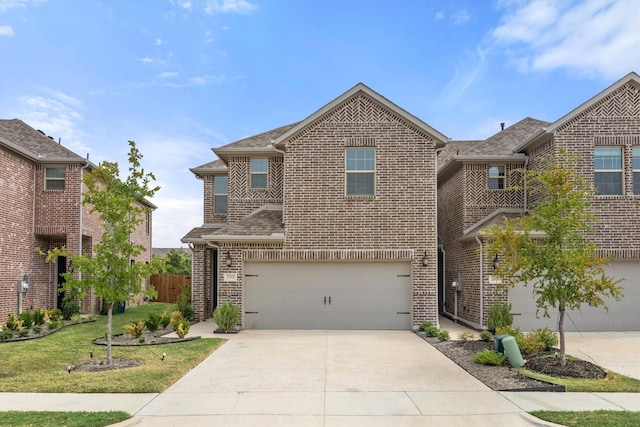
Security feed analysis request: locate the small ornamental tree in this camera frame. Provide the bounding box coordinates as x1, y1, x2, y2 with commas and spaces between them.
483, 150, 623, 366
158, 249, 192, 275
45, 141, 163, 365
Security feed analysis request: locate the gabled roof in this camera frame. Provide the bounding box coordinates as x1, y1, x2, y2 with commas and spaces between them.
0, 119, 89, 163
513, 71, 640, 153
181, 223, 227, 244
438, 117, 547, 179
273, 82, 449, 148
212, 123, 299, 163
190, 159, 228, 179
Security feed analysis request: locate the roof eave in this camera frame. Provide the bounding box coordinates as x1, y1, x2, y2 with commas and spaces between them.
201, 233, 285, 243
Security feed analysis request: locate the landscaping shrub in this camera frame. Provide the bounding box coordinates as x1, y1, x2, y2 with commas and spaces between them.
61, 288, 81, 320
32, 326, 42, 334
144, 313, 162, 332
419, 321, 435, 331
71, 313, 83, 324
531, 327, 558, 351
159, 311, 172, 329
18, 329, 30, 338
5, 315, 24, 332
479, 330, 493, 342
47, 309, 62, 322
457, 330, 475, 342
519, 332, 547, 355
473, 349, 506, 366
47, 320, 62, 330
18, 312, 33, 329
170, 310, 183, 325
174, 285, 195, 321
32, 309, 45, 326
487, 300, 513, 333
0, 331, 14, 341
123, 321, 146, 338
423, 323, 439, 337
173, 318, 190, 339
437, 329, 450, 341
213, 301, 240, 333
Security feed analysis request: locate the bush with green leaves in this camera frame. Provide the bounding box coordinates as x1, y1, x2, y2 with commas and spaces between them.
457, 330, 475, 342
18, 312, 33, 329
487, 300, 513, 333
172, 318, 190, 339
47, 309, 62, 322
437, 329, 450, 341
174, 285, 195, 321
0, 330, 14, 341
32, 309, 46, 326
144, 313, 162, 332
473, 349, 506, 366
479, 330, 493, 342
530, 327, 558, 350
495, 326, 549, 355
421, 322, 439, 337
159, 311, 172, 329
18, 329, 30, 338
71, 313, 83, 324
123, 321, 146, 338
47, 320, 62, 330
5, 315, 24, 332
32, 325, 42, 334
419, 321, 434, 331
213, 301, 240, 333
61, 288, 81, 320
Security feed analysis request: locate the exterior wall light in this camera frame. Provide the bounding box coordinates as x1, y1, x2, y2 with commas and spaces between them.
492, 254, 499, 270
422, 251, 428, 267
225, 251, 233, 267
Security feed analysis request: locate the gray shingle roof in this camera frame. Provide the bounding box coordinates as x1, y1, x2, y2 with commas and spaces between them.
218, 123, 299, 150
438, 117, 549, 170
209, 206, 283, 237
0, 119, 86, 162
181, 223, 227, 243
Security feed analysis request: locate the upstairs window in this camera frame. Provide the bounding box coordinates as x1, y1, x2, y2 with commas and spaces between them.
214, 175, 228, 214
346, 148, 375, 196
250, 158, 268, 189
594, 147, 622, 195
633, 147, 640, 195
488, 165, 505, 189
45, 167, 65, 190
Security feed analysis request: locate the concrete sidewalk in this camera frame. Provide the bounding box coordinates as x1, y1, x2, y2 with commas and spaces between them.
0, 323, 638, 426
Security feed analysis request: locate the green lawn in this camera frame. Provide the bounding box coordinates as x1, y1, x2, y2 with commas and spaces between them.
517, 368, 640, 393
0, 303, 225, 393
531, 410, 640, 427
0, 411, 130, 427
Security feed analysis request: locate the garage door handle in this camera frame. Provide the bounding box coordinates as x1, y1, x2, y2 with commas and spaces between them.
245, 311, 259, 314
328, 296, 331, 305
397, 312, 410, 315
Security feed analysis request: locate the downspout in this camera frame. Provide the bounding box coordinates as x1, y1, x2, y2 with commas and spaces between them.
434, 146, 446, 328
475, 235, 485, 329
78, 156, 90, 311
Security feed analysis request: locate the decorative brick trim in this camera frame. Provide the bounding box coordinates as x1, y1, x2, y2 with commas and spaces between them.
596, 249, 640, 260
345, 137, 376, 147
243, 249, 414, 261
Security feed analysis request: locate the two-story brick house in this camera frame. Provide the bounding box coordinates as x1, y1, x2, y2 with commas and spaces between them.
437, 71, 640, 332
0, 119, 154, 323
183, 83, 447, 329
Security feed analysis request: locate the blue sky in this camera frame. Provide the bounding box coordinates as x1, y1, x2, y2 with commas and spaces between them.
1, 0, 639, 247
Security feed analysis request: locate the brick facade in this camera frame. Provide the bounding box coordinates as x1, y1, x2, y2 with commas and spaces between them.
0, 121, 154, 323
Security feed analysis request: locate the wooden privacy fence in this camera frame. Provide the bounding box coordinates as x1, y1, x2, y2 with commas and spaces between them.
150, 273, 191, 303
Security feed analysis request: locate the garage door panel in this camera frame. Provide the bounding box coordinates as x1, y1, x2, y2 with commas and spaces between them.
509, 261, 640, 332
244, 261, 411, 330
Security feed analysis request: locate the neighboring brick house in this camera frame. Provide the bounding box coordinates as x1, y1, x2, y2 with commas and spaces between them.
0, 119, 154, 323
183, 83, 447, 329
437, 71, 640, 332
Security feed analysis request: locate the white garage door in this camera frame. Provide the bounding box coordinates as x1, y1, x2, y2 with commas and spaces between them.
244, 261, 412, 330
509, 261, 640, 332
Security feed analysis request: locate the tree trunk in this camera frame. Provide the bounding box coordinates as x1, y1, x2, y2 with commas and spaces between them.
106, 302, 113, 365
558, 307, 566, 366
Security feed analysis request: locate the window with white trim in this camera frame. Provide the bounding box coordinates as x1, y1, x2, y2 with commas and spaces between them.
633, 147, 640, 195
214, 175, 228, 213
594, 147, 623, 195
250, 158, 268, 189
488, 165, 505, 190
45, 167, 66, 190
346, 147, 375, 196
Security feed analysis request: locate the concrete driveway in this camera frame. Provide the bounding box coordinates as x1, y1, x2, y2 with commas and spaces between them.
115, 328, 557, 426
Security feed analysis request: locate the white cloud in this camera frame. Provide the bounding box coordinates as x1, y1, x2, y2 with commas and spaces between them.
204, 0, 257, 15
437, 45, 488, 108
136, 57, 155, 63
13, 89, 91, 155
180, 1, 192, 10
492, 0, 640, 79
435, 11, 445, 20
0, 0, 46, 13
157, 71, 179, 79
155, 37, 165, 46
152, 196, 202, 247
452, 9, 471, 25
0, 24, 14, 36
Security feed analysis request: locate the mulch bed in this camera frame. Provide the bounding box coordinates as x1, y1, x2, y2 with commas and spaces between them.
420, 334, 604, 391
